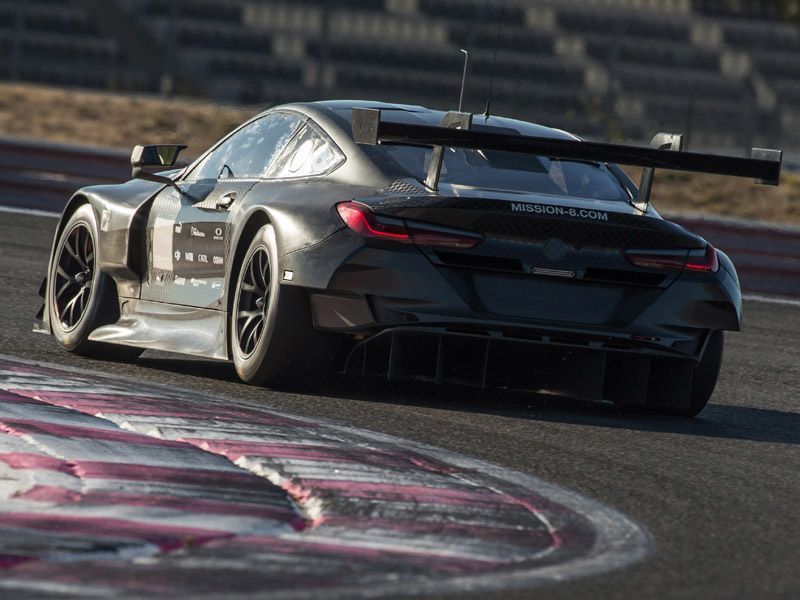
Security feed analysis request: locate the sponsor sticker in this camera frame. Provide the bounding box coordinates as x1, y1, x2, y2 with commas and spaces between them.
510, 202, 608, 221
153, 217, 174, 271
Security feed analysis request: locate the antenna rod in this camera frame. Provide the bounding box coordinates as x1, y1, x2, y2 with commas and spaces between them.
458, 49, 469, 112
483, 7, 504, 118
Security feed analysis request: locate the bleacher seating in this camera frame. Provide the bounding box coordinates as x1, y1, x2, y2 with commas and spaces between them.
693, 0, 781, 21
721, 20, 800, 51
557, 8, 692, 41
0, 0, 797, 155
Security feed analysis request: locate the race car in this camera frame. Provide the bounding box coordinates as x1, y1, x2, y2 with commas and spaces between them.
35, 100, 782, 416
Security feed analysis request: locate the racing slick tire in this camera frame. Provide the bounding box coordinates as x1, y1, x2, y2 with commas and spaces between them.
48, 204, 143, 360
615, 331, 724, 417
231, 224, 332, 387
681, 329, 724, 417
651, 330, 724, 417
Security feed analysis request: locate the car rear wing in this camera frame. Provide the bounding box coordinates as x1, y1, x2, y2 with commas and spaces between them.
351, 108, 782, 210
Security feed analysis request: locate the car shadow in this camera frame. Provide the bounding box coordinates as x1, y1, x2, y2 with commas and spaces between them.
326, 377, 800, 445
134, 356, 800, 446
136, 355, 241, 383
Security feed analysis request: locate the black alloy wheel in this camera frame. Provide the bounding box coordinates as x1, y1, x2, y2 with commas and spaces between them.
236, 247, 270, 357
53, 223, 95, 329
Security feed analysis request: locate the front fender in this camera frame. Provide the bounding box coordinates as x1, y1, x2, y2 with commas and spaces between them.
38, 179, 166, 333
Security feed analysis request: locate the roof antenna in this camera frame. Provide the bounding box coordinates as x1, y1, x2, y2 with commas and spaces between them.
458, 49, 469, 112
483, 7, 504, 120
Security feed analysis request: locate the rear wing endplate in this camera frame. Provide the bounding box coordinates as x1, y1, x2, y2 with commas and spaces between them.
352, 108, 782, 208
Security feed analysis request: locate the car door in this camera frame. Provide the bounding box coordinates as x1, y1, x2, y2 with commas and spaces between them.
141, 112, 303, 309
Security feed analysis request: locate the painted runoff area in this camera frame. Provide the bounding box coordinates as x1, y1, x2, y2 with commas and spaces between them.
0, 356, 649, 598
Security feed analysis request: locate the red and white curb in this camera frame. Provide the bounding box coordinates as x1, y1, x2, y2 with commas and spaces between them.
0, 356, 650, 598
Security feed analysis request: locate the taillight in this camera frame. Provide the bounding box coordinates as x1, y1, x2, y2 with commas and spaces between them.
684, 245, 719, 273
336, 202, 410, 241
625, 245, 719, 273
336, 201, 483, 249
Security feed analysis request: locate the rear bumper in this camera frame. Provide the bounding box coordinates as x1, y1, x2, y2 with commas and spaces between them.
304, 231, 741, 361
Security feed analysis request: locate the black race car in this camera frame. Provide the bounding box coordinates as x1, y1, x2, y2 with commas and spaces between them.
35, 100, 782, 416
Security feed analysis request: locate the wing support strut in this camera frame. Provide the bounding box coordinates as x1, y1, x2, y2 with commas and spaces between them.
635, 133, 685, 212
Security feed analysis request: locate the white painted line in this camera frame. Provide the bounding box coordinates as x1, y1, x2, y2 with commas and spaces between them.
0, 205, 59, 218
743, 294, 800, 307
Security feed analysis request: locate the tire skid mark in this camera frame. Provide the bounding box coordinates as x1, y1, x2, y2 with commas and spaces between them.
0, 356, 650, 598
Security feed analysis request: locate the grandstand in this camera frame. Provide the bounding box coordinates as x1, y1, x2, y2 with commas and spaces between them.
1, 0, 797, 155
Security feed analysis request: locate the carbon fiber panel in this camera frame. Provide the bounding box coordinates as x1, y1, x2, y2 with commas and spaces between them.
382, 178, 431, 197
369, 199, 703, 250
141, 181, 253, 309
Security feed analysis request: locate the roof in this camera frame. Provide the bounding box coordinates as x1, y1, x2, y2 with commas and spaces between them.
310, 100, 579, 142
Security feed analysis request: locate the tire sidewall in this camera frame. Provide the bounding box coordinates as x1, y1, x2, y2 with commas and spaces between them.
48, 205, 109, 351
691, 330, 724, 408
231, 225, 283, 383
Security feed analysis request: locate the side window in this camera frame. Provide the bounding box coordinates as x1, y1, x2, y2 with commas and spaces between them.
186, 112, 302, 181
266, 123, 345, 179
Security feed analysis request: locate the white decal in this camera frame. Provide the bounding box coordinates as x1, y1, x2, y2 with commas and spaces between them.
153, 217, 174, 271
174, 223, 183, 234
198, 254, 208, 263
174, 250, 181, 261
175, 277, 186, 286
510, 203, 609, 221
185, 252, 194, 262
214, 227, 224, 241
213, 256, 224, 265
191, 226, 206, 238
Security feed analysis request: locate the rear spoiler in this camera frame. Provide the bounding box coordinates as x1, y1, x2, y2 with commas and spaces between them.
351, 108, 782, 210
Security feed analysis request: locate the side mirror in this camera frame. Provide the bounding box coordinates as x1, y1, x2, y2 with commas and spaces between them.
131, 144, 187, 192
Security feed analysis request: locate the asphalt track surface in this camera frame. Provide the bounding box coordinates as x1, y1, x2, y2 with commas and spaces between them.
2, 211, 799, 599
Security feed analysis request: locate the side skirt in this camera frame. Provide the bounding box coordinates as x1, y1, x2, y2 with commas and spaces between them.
88, 298, 228, 360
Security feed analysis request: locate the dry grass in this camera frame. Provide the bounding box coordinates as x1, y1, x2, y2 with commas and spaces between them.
0, 82, 255, 159
1, 82, 797, 224
623, 167, 800, 224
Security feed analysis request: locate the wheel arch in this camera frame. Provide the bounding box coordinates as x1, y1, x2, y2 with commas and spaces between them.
50, 193, 94, 263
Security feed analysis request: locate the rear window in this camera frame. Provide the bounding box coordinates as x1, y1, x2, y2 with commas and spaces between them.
377, 145, 630, 202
